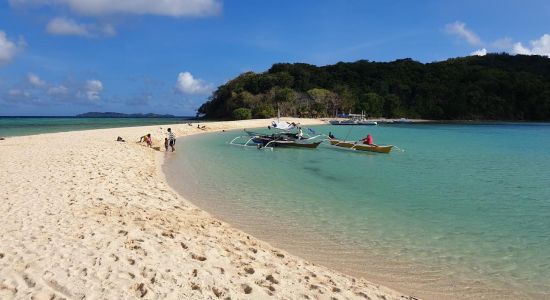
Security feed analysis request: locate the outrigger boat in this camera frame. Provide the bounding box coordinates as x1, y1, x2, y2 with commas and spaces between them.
329, 140, 393, 153
230, 130, 323, 149
253, 135, 322, 149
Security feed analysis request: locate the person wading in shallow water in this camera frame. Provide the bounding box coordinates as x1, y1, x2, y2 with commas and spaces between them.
167, 128, 176, 152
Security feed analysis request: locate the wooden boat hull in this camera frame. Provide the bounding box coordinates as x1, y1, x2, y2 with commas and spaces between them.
253, 137, 321, 149
272, 141, 322, 148
329, 140, 393, 153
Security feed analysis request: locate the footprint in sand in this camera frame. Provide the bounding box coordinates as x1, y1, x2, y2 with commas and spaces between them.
266, 274, 279, 284
22, 273, 36, 288
242, 284, 253, 294
191, 253, 206, 261
134, 283, 147, 298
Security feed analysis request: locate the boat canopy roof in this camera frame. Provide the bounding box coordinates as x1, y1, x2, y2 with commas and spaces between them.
271, 120, 297, 131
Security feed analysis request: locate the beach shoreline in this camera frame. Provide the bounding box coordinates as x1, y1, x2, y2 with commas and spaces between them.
0, 118, 411, 299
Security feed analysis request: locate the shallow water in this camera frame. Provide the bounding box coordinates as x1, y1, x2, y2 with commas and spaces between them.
164, 123, 550, 299
0, 116, 192, 137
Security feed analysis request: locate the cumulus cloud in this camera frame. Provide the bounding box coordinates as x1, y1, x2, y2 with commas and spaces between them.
46, 17, 88, 36
84, 79, 103, 100
445, 21, 482, 46
46, 17, 116, 37
511, 34, 550, 57
47, 85, 69, 96
10, 0, 221, 17
175, 72, 212, 95
5, 88, 34, 103
8, 88, 31, 97
470, 48, 487, 56
0, 31, 25, 65
444, 21, 550, 58
27, 72, 46, 87
492, 37, 513, 50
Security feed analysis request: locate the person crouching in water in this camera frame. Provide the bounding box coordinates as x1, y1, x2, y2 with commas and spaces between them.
139, 133, 152, 147
167, 128, 176, 152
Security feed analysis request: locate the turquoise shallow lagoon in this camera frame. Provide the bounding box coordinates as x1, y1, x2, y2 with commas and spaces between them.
164, 123, 550, 299
0, 117, 191, 137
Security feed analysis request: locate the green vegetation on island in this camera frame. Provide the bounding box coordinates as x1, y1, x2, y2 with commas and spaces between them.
198, 54, 550, 121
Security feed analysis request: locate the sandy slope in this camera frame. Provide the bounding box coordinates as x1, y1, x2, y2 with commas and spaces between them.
0, 118, 412, 299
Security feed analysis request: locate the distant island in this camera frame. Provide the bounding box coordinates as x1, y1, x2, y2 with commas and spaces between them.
199, 53, 550, 121
76, 112, 179, 118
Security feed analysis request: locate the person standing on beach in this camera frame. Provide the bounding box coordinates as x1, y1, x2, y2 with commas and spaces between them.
167, 128, 176, 152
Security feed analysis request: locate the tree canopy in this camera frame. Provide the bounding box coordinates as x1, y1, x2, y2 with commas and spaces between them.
198, 54, 550, 121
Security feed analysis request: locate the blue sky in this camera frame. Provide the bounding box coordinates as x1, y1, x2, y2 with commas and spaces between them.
1, 0, 549, 116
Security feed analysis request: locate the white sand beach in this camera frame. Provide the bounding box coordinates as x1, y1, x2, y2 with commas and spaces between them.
0, 118, 412, 299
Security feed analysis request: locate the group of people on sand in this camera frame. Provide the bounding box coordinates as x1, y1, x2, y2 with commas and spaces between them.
137, 128, 176, 152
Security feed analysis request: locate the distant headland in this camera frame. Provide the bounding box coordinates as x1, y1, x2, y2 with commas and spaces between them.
76, 112, 180, 118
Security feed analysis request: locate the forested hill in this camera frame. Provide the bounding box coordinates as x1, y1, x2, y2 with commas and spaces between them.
198, 54, 550, 121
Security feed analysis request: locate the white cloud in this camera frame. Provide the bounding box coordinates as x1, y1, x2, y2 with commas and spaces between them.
8, 88, 30, 97
100, 24, 116, 36
10, 0, 221, 17
0, 31, 25, 65
492, 37, 513, 50
84, 79, 103, 100
470, 48, 487, 56
27, 72, 46, 87
46, 17, 116, 37
511, 34, 550, 57
445, 21, 482, 46
47, 85, 69, 96
443, 21, 550, 58
175, 72, 212, 95
512, 42, 531, 55
47, 17, 88, 36
6, 88, 34, 102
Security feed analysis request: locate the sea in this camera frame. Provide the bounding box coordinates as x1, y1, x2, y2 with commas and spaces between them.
164, 123, 550, 299
0, 116, 193, 137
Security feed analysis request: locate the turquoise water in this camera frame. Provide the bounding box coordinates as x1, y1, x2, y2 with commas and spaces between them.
0, 117, 192, 137
164, 123, 550, 299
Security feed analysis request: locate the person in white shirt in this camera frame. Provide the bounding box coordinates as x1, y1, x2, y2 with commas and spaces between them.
167, 128, 176, 152
297, 127, 303, 140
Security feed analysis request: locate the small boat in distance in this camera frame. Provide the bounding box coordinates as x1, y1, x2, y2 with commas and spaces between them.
329, 112, 377, 126
393, 118, 412, 123
329, 140, 393, 153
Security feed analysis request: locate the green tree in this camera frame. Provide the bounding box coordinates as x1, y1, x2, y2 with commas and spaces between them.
232, 108, 252, 120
